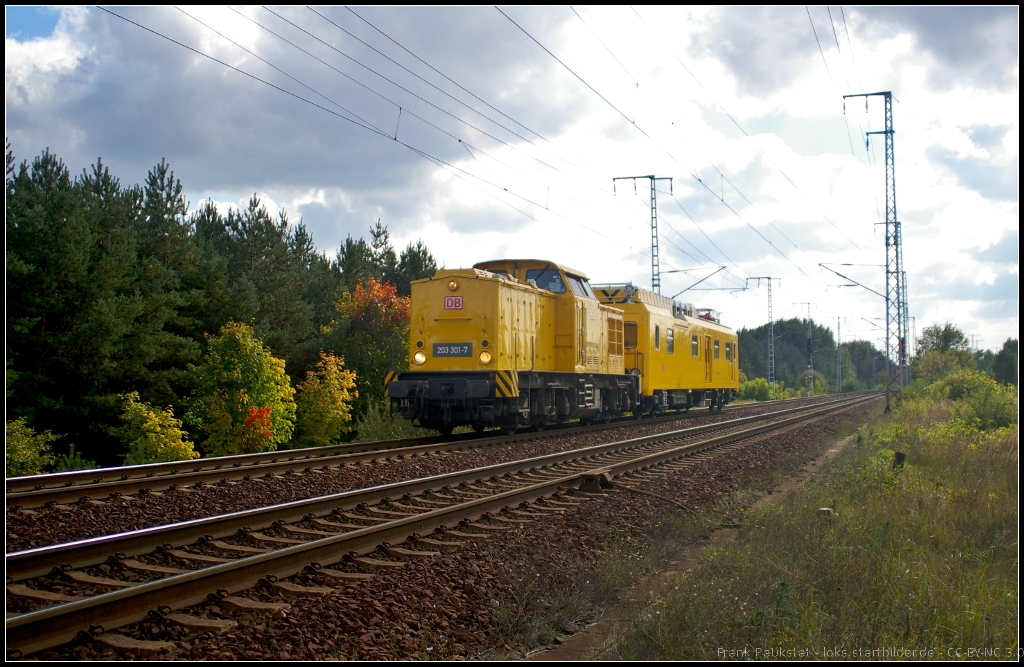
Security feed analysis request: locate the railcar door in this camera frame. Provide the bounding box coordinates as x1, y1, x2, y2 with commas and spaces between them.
704, 335, 713, 383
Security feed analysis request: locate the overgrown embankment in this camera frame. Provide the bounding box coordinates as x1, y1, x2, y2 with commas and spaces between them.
611, 395, 1018, 660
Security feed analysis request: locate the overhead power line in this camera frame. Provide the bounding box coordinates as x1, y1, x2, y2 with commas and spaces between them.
629, 7, 865, 253
298, 7, 675, 242
496, 7, 812, 277
95, 6, 388, 137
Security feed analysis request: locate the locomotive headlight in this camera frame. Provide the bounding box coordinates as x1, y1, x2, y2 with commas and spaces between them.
478, 350, 493, 364
413, 351, 427, 365
447, 279, 459, 291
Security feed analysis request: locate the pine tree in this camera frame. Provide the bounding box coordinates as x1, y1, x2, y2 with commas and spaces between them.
395, 239, 438, 296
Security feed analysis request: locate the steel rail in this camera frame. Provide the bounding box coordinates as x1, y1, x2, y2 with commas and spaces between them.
6, 394, 876, 657
6, 395, 868, 581
5, 398, 818, 509
7, 405, 753, 495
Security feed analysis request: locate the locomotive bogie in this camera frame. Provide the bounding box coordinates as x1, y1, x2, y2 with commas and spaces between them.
387, 369, 638, 433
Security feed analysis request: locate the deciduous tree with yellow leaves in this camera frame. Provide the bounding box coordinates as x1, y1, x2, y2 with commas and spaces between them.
292, 351, 358, 448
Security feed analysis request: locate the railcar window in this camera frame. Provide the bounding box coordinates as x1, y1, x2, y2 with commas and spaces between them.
667, 328, 674, 354
624, 321, 638, 349
525, 269, 566, 293
692, 333, 699, 357
654, 325, 661, 350
714, 339, 720, 360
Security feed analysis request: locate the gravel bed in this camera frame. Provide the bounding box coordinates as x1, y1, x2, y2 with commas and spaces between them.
7, 403, 803, 553
26, 401, 875, 661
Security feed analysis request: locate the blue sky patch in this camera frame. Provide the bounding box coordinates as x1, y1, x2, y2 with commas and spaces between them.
5, 6, 60, 41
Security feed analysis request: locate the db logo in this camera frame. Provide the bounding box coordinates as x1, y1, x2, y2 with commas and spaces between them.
444, 296, 463, 310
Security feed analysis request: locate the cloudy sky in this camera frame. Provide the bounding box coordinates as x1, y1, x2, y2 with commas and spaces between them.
6, 6, 1019, 351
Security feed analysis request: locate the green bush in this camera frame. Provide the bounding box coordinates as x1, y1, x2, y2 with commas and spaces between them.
54, 444, 99, 472
737, 377, 770, 401
6, 418, 57, 477
186, 322, 296, 457
292, 352, 358, 448
932, 370, 1018, 429
353, 397, 429, 442
841, 377, 865, 393
117, 392, 200, 465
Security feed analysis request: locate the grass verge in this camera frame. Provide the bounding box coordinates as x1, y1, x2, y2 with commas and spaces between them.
483, 403, 880, 657
610, 398, 1018, 660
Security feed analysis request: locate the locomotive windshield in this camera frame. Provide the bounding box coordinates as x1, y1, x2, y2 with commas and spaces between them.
566, 274, 597, 299
525, 269, 566, 293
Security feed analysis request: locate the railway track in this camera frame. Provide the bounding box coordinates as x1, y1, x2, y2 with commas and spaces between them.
6, 394, 877, 658
6, 397, 830, 510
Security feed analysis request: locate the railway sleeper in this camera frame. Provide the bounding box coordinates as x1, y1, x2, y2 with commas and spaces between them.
445, 529, 489, 539
485, 515, 530, 525
413, 537, 464, 551
206, 539, 268, 555
463, 521, 511, 532
218, 596, 290, 616
351, 557, 406, 569
270, 581, 333, 599
62, 570, 133, 588
6, 583, 83, 603
276, 523, 335, 538
118, 559, 187, 576
386, 547, 440, 559
163, 613, 237, 633
316, 569, 374, 582
162, 548, 232, 564
245, 531, 305, 546
94, 633, 175, 656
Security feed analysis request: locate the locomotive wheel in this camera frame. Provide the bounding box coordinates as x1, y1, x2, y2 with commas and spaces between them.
502, 425, 518, 435
437, 424, 454, 437
472, 423, 486, 433
532, 422, 545, 432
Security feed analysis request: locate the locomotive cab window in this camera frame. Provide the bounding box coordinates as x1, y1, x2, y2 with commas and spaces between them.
567, 274, 598, 299
691, 333, 699, 357
654, 325, 661, 350
525, 269, 566, 293
667, 328, 674, 354
714, 339, 720, 360
624, 321, 638, 349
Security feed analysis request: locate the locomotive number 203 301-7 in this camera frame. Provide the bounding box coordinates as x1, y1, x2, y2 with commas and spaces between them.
433, 343, 473, 357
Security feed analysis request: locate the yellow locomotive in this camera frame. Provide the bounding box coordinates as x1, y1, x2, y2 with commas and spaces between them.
385, 259, 738, 434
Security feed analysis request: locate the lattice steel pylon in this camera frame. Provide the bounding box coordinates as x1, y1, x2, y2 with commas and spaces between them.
613, 175, 673, 294
747, 277, 779, 398
844, 91, 905, 412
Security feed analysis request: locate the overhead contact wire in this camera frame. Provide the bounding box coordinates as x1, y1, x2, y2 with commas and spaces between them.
95, 6, 387, 137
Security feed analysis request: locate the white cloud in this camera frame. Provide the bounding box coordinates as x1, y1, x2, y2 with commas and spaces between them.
5, 6, 1018, 347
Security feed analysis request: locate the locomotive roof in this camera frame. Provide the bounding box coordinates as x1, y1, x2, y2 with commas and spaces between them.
472, 259, 589, 280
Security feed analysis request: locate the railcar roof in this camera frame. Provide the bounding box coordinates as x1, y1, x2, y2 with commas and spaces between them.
472, 259, 589, 280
